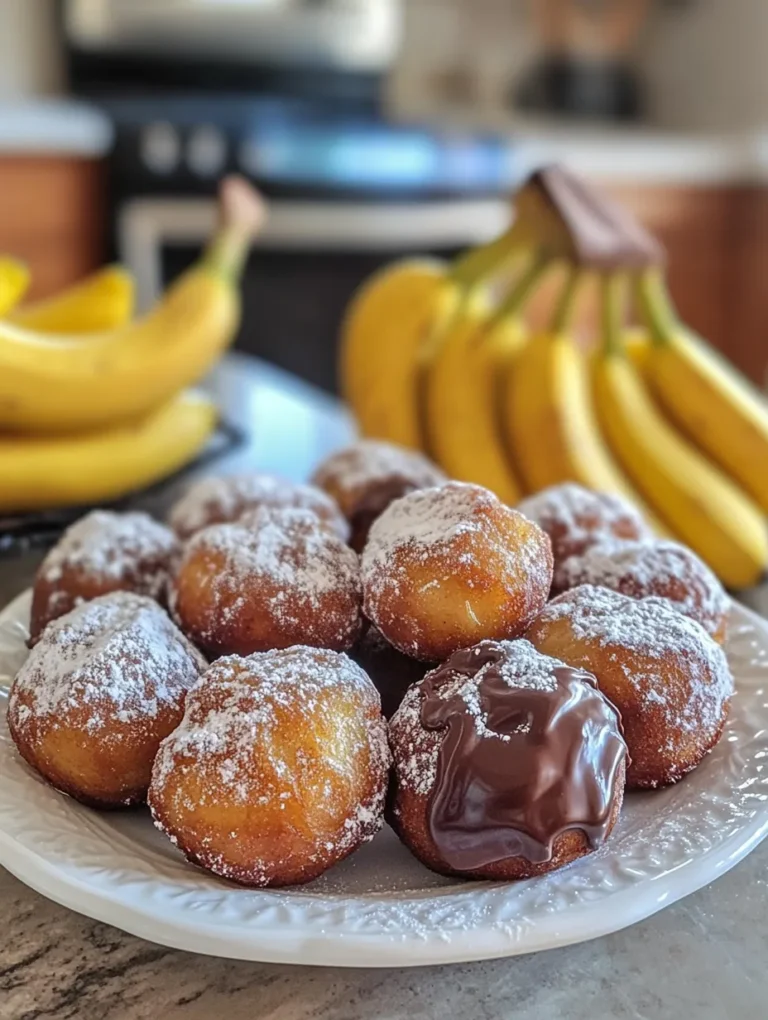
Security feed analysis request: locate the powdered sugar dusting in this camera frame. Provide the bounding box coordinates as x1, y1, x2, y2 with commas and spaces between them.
360, 482, 552, 656
312, 440, 445, 504
535, 585, 733, 737
389, 639, 568, 797
10, 592, 206, 737
362, 481, 547, 594
557, 539, 729, 638
168, 473, 348, 541
171, 506, 361, 647
39, 510, 176, 596
150, 646, 390, 884
364, 482, 491, 562
518, 483, 651, 569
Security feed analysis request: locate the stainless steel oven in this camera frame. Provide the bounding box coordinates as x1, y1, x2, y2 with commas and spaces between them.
63, 0, 519, 393
119, 193, 511, 394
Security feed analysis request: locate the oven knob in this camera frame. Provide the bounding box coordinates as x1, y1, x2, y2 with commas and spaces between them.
140, 121, 180, 175
187, 125, 227, 178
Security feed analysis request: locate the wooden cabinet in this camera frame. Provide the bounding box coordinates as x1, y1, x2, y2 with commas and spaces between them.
0, 156, 105, 300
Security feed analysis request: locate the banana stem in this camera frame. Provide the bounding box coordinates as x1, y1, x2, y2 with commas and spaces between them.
486, 252, 552, 331
550, 266, 582, 334
601, 274, 627, 356
450, 221, 528, 288
201, 176, 267, 283
203, 228, 252, 283
636, 267, 679, 346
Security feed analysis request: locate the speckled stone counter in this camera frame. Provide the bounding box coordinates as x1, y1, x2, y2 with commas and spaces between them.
2, 844, 766, 1020
2, 357, 767, 1020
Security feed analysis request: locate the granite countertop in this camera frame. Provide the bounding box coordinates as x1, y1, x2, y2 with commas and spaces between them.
1, 356, 767, 1019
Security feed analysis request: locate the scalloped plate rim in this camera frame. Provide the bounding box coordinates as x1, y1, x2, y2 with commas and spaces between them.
0, 589, 766, 967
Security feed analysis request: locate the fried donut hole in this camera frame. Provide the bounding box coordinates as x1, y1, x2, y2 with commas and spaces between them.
148, 646, 390, 887
527, 585, 733, 789
311, 440, 446, 552
29, 510, 178, 644
361, 482, 553, 662
168, 472, 348, 542
352, 624, 431, 719
517, 483, 652, 591
557, 538, 730, 643
170, 505, 362, 657
388, 639, 627, 880
8, 592, 206, 808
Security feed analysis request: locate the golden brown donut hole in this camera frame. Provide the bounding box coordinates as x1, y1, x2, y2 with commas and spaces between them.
517, 483, 652, 593
29, 510, 178, 644
555, 538, 730, 643
527, 585, 733, 789
9, 592, 206, 808
361, 482, 553, 662
170, 505, 362, 657
148, 646, 390, 887
168, 472, 348, 542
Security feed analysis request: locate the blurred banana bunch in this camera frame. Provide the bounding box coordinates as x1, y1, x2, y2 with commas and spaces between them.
340, 164, 768, 589
0, 176, 266, 515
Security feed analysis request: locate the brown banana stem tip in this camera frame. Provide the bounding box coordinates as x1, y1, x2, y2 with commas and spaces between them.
218, 175, 268, 240
519, 164, 665, 271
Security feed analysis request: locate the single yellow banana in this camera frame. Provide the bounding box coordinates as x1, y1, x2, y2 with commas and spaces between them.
0, 177, 264, 434
339, 230, 522, 450
593, 277, 768, 588
9, 265, 135, 332
505, 329, 648, 496
637, 271, 768, 513
0, 257, 30, 317
622, 326, 651, 374
423, 291, 524, 502
0, 390, 217, 513
340, 259, 457, 449
421, 256, 549, 501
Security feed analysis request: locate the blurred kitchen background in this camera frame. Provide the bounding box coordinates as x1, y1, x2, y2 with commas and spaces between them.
4, 0, 768, 393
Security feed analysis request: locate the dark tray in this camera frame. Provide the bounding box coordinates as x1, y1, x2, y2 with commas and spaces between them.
0, 417, 246, 558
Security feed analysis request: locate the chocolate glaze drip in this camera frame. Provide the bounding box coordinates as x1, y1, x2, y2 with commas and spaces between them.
420, 641, 627, 869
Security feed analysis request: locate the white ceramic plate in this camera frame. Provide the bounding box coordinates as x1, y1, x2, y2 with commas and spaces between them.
1, 590, 767, 968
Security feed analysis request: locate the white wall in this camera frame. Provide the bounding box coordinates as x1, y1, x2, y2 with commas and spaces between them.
391, 0, 768, 133
641, 0, 768, 131
0, 0, 63, 98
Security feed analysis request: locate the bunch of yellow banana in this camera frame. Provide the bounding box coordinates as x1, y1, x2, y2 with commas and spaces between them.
0, 176, 265, 514
591, 274, 768, 589
340, 163, 768, 589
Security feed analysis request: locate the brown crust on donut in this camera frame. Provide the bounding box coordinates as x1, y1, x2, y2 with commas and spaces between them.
527, 586, 733, 789
9, 593, 206, 808
170, 506, 362, 657
30, 511, 178, 645
311, 440, 446, 552
388, 760, 625, 880
148, 647, 390, 887
361, 482, 553, 662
